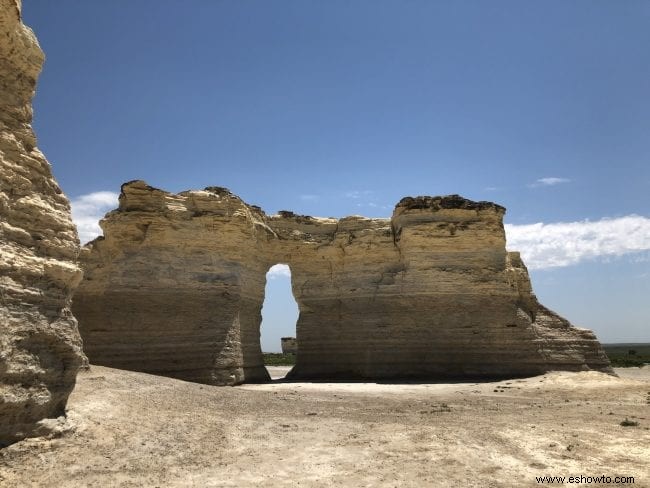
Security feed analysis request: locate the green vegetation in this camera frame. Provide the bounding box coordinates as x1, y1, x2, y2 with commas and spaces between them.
603, 344, 650, 368
263, 353, 296, 366
263, 345, 650, 368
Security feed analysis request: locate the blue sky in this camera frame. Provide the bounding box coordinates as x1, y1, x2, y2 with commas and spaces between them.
23, 1, 649, 350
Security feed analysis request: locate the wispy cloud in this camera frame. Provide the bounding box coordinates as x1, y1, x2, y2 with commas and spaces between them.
70, 191, 119, 244
505, 215, 650, 270
345, 190, 391, 211
527, 177, 571, 188
345, 190, 373, 199
355, 202, 391, 210
267, 263, 291, 279
299, 194, 319, 201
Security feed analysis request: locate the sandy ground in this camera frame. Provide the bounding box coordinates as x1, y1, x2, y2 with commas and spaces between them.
1, 366, 649, 487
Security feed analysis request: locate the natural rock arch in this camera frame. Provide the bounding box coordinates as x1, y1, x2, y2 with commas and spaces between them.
73, 181, 612, 385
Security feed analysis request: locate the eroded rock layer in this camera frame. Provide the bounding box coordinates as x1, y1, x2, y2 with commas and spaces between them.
74, 183, 612, 384
74, 182, 272, 385
0, 1, 85, 445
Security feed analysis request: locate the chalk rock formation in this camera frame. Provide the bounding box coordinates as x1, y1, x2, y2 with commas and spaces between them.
74, 183, 612, 384
74, 181, 272, 385
281, 337, 297, 355
0, 1, 85, 446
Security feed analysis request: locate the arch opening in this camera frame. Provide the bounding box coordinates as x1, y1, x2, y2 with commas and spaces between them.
260, 264, 299, 380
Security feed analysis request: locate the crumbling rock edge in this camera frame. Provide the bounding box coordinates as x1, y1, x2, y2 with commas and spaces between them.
0, 0, 85, 447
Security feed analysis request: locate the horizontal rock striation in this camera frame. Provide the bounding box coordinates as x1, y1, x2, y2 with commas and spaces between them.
281, 337, 297, 355
0, 0, 85, 446
74, 181, 272, 385
74, 183, 612, 384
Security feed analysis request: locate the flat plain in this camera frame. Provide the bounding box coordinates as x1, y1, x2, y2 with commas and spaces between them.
1, 365, 648, 487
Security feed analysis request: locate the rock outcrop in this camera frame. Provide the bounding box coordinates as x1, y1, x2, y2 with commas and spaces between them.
74, 182, 612, 384
281, 337, 297, 355
0, 1, 85, 446
74, 182, 271, 385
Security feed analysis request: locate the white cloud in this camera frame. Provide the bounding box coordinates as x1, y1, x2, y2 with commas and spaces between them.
346, 190, 390, 211
345, 190, 373, 199
299, 194, 319, 201
267, 263, 291, 279
70, 191, 119, 244
355, 202, 391, 210
527, 177, 571, 188
505, 215, 650, 270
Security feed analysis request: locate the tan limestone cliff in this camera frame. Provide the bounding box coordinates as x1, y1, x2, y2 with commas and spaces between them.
74, 182, 612, 385
0, 0, 85, 446
74, 181, 272, 385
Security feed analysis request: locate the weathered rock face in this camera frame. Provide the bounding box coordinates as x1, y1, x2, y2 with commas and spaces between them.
74, 181, 272, 385
74, 182, 612, 384
281, 337, 297, 355
0, 1, 85, 446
